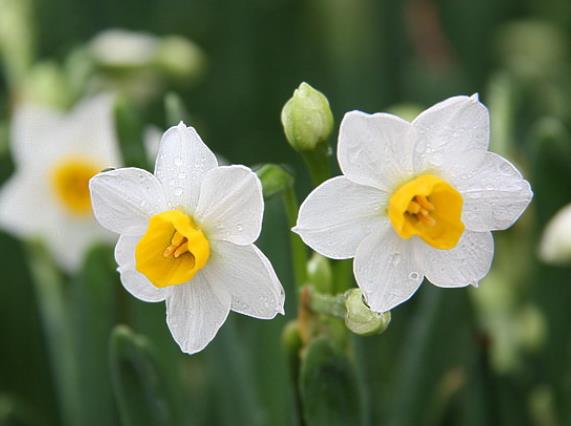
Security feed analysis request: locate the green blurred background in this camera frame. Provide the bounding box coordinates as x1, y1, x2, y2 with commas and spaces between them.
1, 0, 571, 425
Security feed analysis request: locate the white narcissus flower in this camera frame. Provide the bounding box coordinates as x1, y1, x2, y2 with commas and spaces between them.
89, 122, 285, 354
0, 95, 121, 271
294, 95, 533, 312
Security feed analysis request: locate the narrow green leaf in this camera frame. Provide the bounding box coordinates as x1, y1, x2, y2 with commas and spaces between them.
71, 245, 119, 426
299, 337, 363, 426
25, 241, 80, 426
109, 325, 178, 426
114, 97, 148, 169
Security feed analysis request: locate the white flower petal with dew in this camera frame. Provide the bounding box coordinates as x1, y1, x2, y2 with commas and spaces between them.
166, 273, 231, 355
154, 123, 218, 211
89, 122, 284, 355
294, 176, 389, 259
338, 112, 414, 191
412, 95, 490, 178
203, 241, 284, 319
354, 227, 424, 313
413, 231, 494, 288
195, 165, 263, 246
295, 94, 532, 312
90, 168, 167, 236
455, 153, 533, 232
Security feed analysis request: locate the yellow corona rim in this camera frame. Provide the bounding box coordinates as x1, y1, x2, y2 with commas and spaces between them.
135, 210, 210, 288
388, 175, 464, 250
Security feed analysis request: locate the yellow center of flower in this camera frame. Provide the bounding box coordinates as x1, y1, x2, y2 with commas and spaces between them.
388, 175, 464, 250
135, 210, 210, 288
51, 158, 101, 216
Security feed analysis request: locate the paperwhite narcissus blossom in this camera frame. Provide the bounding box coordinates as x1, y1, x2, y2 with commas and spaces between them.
0, 95, 121, 271
89, 122, 285, 354
294, 95, 533, 313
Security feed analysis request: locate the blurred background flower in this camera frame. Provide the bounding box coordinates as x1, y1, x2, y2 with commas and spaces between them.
0, 0, 570, 425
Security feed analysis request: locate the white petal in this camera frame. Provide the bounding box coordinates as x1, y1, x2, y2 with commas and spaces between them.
414, 231, 494, 288
89, 168, 167, 236
539, 204, 571, 264
294, 176, 389, 259
338, 111, 414, 191
154, 123, 218, 212
195, 165, 263, 245
10, 104, 64, 168
412, 95, 489, 177
114, 235, 167, 302
0, 172, 54, 236
354, 228, 423, 312
45, 217, 113, 273
202, 241, 284, 319
455, 153, 532, 232
67, 94, 122, 167
165, 274, 231, 355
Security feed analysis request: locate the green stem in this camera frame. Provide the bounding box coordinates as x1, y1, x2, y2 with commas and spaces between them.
307, 287, 346, 319
26, 241, 80, 426
300, 143, 331, 186
282, 185, 308, 289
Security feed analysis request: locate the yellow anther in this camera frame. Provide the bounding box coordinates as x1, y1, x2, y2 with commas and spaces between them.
415, 195, 435, 211
173, 243, 189, 258
406, 201, 421, 214
163, 231, 187, 257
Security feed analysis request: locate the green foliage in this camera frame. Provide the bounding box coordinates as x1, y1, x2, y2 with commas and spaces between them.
299, 337, 363, 426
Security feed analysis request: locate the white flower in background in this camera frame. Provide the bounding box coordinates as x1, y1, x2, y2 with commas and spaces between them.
89, 29, 158, 68
539, 204, 571, 264
294, 95, 532, 312
0, 95, 121, 271
89, 122, 285, 354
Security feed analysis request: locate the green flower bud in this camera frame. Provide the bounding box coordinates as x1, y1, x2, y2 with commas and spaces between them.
281, 82, 333, 151
344, 289, 390, 336
281, 320, 303, 354
154, 36, 206, 84
255, 164, 293, 200
18, 62, 71, 108
307, 253, 333, 294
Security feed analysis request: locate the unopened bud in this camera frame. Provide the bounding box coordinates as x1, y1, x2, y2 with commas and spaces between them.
307, 253, 332, 294
154, 36, 206, 83
281, 82, 333, 151
344, 289, 390, 336
255, 164, 293, 199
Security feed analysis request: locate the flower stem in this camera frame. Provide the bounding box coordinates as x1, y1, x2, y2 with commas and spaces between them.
300, 143, 331, 186
26, 241, 80, 426
307, 287, 347, 319
282, 185, 308, 289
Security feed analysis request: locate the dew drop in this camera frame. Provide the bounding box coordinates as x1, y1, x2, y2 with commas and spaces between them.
409, 272, 420, 280
389, 252, 401, 266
